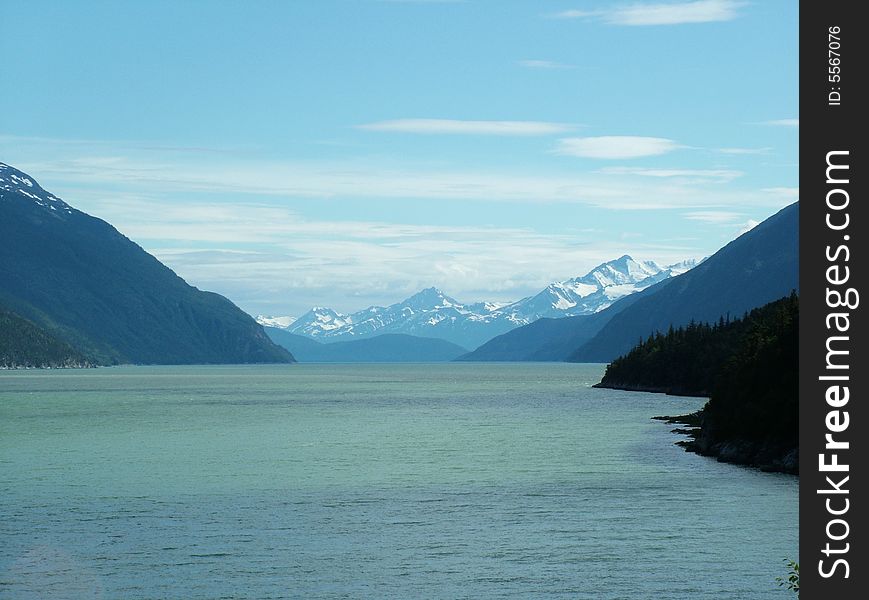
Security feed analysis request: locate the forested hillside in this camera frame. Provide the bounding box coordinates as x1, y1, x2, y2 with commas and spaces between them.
597, 293, 798, 473
1, 306, 94, 368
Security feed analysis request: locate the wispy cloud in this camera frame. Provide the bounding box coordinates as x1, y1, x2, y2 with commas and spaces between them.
761, 118, 799, 128
377, 0, 465, 3
683, 210, 744, 224
16, 154, 794, 212
555, 136, 682, 159
82, 197, 701, 315
518, 59, 575, 70
600, 166, 741, 183
2, 134, 792, 315
3, 134, 793, 213
7, 148, 794, 213
553, 10, 598, 19
357, 118, 575, 136
553, 0, 745, 26
717, 147, 772, 155
762, 187, 799, 199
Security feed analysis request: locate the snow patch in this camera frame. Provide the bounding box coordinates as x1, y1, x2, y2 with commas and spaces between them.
255, 315, 297, 329
284, 254, 698, 346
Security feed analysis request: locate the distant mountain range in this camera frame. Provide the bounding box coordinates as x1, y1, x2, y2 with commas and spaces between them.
0, 162, 294, 365
462, 202, 798, 363
567, 202, 798, 362
2, 160, 795, 369
258, 255, 697, 350
264, 328, 468, 362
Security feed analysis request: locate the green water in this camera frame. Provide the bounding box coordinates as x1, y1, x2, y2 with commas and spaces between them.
0, 363, 797, 599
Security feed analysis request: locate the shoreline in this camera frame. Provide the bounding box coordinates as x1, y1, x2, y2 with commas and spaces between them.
651, 411, 798, 476
595, 379, 798, 476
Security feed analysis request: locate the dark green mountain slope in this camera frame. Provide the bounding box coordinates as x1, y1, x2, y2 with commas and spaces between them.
266, 328, 468, 362
700, 294, 798, 472
597, 292, 797, 396
597, 294, 798, 473
568, 202, 798, 362
1, 305, 94, 368
0, 162, 293, 365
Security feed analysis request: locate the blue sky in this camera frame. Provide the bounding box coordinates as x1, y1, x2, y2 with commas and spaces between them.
0, 0, 798, 316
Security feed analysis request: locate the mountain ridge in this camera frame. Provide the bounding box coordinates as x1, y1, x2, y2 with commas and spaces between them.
568, 202, 798, 362
0, 162, 294, 365
260, 255, 697, 350
461, 202, 797, 363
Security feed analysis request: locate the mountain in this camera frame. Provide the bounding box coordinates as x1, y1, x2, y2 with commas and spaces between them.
596, 292, 797, 397
597, 294, 799, 474
282, 288, 516, 350
512, 255, 692, 319
271, 256, 695, 350
568, 202, 798, 362
264, 327, 468, 362
456, 288, 653, 362
255, 315, 297, 329
0, 162, 294, 365
463, 203, 797, 363
1, 305, 94, 368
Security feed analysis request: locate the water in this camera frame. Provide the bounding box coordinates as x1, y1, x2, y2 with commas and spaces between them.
0, 363, 797, 599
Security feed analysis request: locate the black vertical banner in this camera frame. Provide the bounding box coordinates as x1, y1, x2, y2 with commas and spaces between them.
800, 1, 866, 598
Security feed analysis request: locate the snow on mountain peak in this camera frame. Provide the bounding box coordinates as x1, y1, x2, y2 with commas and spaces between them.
255, 315, 297, 329
664, 258, 703, 276
290, 306, 352, 334
0, 163, 74, 215
283, 254, 699, 348
402, 286, 460, 310
575, 255, 663, 288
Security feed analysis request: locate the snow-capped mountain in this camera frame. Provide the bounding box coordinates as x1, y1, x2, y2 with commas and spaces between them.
254, 315, 297, 329
663, 259, 698, 277
262, 255, 698, 350
1, 161, 293, 365
512, 255, 669, 320
0, 163, 74, 215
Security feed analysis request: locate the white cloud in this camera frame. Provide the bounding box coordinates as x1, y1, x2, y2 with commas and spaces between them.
717, 147, 772, 155
3, 134, 794, 213
518, 59, 575, 70
553, 0, 744, 25
762, 187, 799, 199
2, 134, 796, 315
555, 136, 682, 159
684, 210, 743, 224
83, 198, 700, 315
600, 166, 742, 182
377, 0, 465, 3
761, 119, 799, 127
357, 118, 575, 136
9, 151, 793, 213
553, 10, 600, 19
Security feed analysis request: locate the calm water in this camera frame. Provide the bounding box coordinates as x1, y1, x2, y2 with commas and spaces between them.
0, 364, 797, 599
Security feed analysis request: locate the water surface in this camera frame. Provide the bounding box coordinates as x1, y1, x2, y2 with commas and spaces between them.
0, 363, 797, 598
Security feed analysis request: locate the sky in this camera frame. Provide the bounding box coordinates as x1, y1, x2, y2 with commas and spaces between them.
0, 0, 798, 317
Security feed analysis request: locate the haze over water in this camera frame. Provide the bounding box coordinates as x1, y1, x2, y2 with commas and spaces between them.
1, 364, 797, 599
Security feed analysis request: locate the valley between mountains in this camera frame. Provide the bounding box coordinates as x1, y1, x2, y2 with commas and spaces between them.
2, 161, 796, 369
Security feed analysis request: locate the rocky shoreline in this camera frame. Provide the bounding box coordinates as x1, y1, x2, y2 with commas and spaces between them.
592, 381, 709, 398
653, 412, 798, 476
596, 376, 798, 476
1, 360, 97, 370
